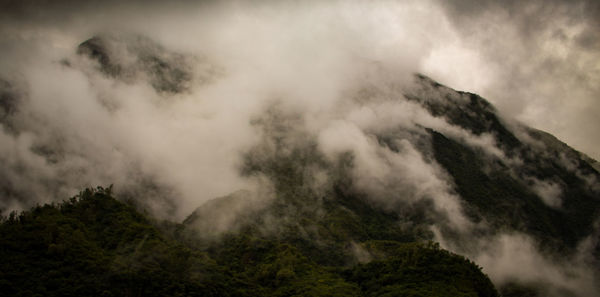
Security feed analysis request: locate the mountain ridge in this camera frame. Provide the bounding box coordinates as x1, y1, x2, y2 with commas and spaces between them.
1, 33, 599, 297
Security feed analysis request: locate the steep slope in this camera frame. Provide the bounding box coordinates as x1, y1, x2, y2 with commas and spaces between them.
180, 74, 600, 296
184, 74, 600, 251
409, 76, 600, 250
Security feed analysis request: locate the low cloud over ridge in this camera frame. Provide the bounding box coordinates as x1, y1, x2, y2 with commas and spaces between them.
0, 2, 599, 296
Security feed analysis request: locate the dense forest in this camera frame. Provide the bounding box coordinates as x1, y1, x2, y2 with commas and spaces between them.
0, 186, 498, 297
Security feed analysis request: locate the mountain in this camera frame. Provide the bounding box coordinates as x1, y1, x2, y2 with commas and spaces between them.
1, 34, 599, 296
410, 75, 600, 250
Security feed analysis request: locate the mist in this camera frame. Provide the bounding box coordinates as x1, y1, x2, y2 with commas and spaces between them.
1, 1, 599, 296
0, 0, 454, 217
429, 0, 600, 160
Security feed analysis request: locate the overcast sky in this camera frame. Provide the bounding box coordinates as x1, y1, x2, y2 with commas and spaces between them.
0, 0, 598, 161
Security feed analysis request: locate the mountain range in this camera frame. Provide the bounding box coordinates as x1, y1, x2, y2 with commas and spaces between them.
1, 34, 599, 297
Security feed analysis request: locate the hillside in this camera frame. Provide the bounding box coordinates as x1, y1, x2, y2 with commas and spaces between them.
0, 187, 498, 297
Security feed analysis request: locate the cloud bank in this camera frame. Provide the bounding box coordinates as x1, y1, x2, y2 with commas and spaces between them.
0, 1, 599, 296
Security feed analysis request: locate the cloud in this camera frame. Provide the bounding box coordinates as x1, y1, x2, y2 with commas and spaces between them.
0, 0, 454, 219
1, 2, 599, 295
528, 178, 563, 208
426, 0, 600, 160
432, 224, 600, 297
473, 233, 599, 297
0, 0, 505, 235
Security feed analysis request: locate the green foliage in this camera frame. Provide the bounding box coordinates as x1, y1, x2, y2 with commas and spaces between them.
0, 186, 228, 297
344, 241, 497, 297
0, 186, 499, 297
206, 234, 361, 297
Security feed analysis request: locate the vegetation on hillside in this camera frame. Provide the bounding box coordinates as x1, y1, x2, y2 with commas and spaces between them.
0, 187, 499, 297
